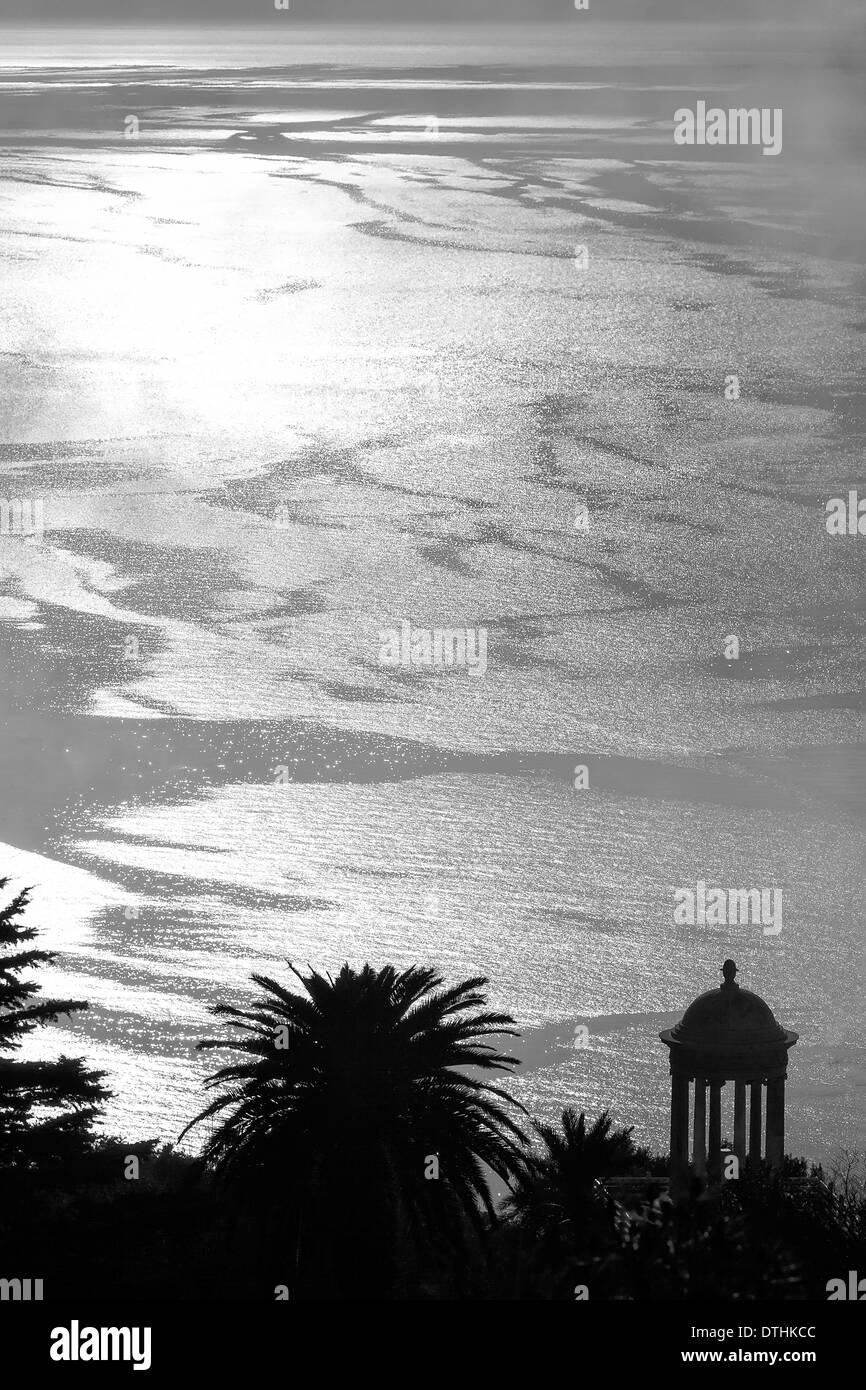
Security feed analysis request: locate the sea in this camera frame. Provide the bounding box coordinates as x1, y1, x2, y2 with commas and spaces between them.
0, 19, 864, 1165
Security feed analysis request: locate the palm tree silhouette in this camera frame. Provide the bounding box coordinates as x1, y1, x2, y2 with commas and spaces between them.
505, 1107, 638, 1248
181, 962, 527, 1297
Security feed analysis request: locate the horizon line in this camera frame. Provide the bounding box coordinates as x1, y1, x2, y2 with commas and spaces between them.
0, 16, 807, 24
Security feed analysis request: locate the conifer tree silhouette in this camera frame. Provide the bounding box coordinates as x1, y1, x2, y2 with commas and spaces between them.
0, 878, 109, 1170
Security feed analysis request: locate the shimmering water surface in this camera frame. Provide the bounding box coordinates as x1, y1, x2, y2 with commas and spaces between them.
0, 22, 863, 1162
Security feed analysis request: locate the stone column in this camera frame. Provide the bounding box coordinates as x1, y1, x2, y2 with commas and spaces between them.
765, 1077, 785, 1168
707, 1081, 723, 1182
749, 1081, 763, 1161
693, 1076, 707, 1175
733, 1081, 747, 1163
670, 1073, 690, 1191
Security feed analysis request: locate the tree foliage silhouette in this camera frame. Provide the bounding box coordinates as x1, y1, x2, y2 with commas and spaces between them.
505, 1107, 640, 1237
0, 878, 109, 1170
181, 961, 528, 1295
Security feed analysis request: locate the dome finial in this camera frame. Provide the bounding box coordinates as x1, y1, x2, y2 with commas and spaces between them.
721, 959, 738, 987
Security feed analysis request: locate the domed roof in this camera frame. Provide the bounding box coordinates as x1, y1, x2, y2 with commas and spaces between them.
671, 960, 787, 1046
